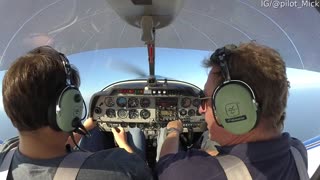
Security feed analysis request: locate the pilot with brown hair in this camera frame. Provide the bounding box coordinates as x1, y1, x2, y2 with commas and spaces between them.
0, 46, 152, 180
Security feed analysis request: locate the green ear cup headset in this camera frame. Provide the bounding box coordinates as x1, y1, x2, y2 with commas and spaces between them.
49, 53, 88, 134
210, 45, 259, 135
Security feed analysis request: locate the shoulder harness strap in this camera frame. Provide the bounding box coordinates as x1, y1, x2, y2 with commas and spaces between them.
216, 147, 309, 180
0, 147, 92, 180
0, 147, 17, 180
53, 151, 93, 180
216, 155, 252, 180
290, 146, 309, 180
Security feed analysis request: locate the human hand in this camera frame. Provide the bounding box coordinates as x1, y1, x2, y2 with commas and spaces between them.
111, 127, 128, 148
205, 149, 219, 156
160, 120, 183, 158
166, 120, 183, 134
83, 117, 97, 131
111, 127, 133, 153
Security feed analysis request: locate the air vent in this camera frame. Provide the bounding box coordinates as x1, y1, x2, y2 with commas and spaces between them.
131, 0, 152, 5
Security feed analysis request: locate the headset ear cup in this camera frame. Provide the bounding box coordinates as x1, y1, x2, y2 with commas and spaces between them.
213, 81, 258, 135
48, 103, 60, 131
56, 87, 84, 132
213, 108, 223, 127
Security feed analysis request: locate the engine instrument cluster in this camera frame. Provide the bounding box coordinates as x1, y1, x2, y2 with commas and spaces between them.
89, 79, 206, 134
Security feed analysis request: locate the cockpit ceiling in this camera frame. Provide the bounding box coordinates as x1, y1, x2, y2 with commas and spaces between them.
0, 0, 319, 71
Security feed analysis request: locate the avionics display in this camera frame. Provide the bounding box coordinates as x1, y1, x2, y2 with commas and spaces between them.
156, 97, 178, 107
156, 98, 178, 121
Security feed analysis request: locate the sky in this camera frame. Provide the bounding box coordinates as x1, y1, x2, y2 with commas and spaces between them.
0, 48, 320, 141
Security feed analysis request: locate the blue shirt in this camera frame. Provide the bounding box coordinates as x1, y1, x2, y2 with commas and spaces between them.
156, 133, 307, 180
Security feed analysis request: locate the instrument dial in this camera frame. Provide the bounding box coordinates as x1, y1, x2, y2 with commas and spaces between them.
181, 97, 191, 108
128, 97, 139, 108
192, 99, 201, 108
138, 123, 148, 128
129, 123, 137, 128
116, 97, 127, 107
120, 122, 128, 127
140, 98, 150, 108
106, 108, 116, 118
140, 109, 151, 119
117, 109, 127, 118
129, 109, 139, 119
179, 109, 187, 116
188, 109, 195, 117
104, 97, 115, 107
94, 107, 102, 114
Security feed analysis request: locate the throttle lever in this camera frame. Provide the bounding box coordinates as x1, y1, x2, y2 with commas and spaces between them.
186, 127, 194, 149
179, 128, 194, 150
187, 127, 194, 144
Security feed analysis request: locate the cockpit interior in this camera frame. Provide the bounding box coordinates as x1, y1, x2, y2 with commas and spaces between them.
0, 0, 320, 177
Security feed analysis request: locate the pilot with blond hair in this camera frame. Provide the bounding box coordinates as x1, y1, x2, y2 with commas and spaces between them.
156, 42, 308, 180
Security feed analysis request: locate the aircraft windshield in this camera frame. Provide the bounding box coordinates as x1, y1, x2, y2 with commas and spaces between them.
1, 47, 320, 141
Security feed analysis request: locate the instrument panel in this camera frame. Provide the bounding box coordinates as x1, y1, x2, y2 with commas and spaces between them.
89, 79, 206, 134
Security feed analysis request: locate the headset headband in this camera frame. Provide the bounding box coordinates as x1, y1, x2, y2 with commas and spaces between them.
210, 44, 237, 81
58, 53, 72, 86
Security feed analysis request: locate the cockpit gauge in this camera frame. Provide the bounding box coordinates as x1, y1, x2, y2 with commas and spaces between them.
188, 109, 195, 117
104, 97, 115, 107
137, 123, 145, 129
192, 99, 201, 108
140, 109, 151, 119
94, 107, 102, 114
179, 109, 187, 116
116, 97, 127, 107
140, 98, 151, 108
129, 123, 137, 128
181, 97, 191, 108
129, 109, 139, 119
117, 109, 128, 118
106, 108, 116, 118
128, 97, 139, 108
120, 122, 128, 127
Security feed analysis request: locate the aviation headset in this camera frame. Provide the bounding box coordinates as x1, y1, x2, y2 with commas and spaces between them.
47, 52, 87, 133
210, 44, 259, 135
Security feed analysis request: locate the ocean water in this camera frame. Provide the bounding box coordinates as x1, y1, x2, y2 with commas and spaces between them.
284, 87, 320, 141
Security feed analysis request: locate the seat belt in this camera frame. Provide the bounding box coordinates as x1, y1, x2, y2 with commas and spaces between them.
0, 148, 92, 180
216, 147, 309, 180
290, 146, 310, 180
53, 151, 93, 180
216, 155, 252, 180
311, 164, 320, 180
0, 147, 17, 180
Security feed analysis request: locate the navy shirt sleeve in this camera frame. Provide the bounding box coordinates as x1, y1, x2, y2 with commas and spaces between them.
156, 149, 227, 180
